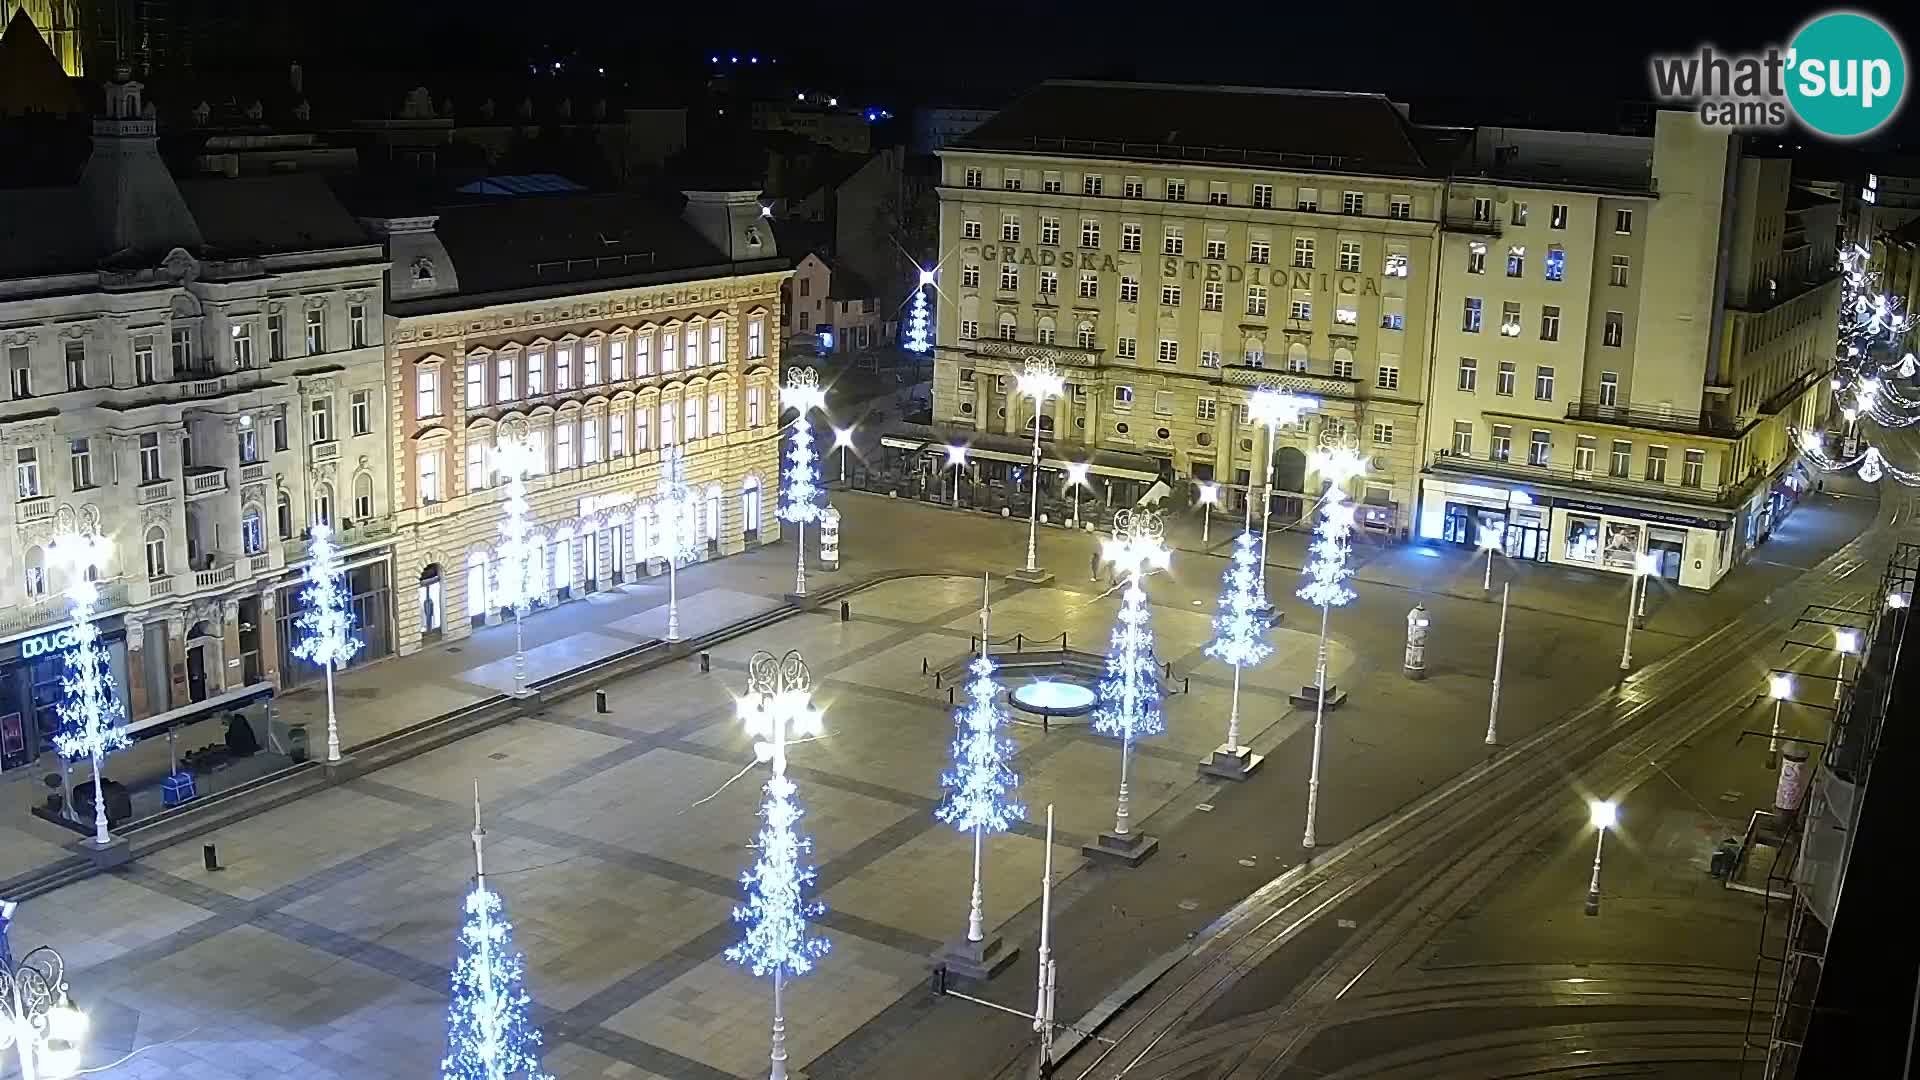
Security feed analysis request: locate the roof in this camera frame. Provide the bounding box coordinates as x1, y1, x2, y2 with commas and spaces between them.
176, 174, 373, 256
826, 261, 874, 301
952, 80, 1447, 178
0, 9, 83, 116
0, 187, 94, 276
1787, 185, 1841, 212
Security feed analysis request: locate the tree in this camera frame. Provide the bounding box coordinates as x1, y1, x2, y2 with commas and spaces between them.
936, 581, 1024, 943
291, 523, 362, 762
52, 532, 127, 846
1203, 531, 1273, 760
443, 787, 548, 1080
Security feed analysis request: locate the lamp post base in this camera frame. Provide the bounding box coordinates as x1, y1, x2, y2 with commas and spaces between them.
1287, 684, 1348, 710
1082, 830, 1159, 867
322, 754, 357, 775
78, 833, 132, 869
1009, 568, 1054, 586
934, 933, 1019, 982
1201, 744, 1264, 781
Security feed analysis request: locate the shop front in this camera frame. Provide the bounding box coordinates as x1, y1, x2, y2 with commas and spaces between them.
1547, 497, 1733, 590
276, 559, 395, 689
0, 615, 132, 774
1418, 477, 1550, 561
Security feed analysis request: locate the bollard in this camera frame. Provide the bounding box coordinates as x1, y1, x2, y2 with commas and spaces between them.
922, 657, 930, 675
700, 651, 711, 674
935, 672, 942, 689
595, 690, 609, 714
1164, 661, 1173, 678
1183, 676, 1190, 694
203, 842, 222, 872
948, 687, 955, 704
840, 600, 850, 622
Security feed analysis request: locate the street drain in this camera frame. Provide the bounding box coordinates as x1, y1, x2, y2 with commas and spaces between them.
489, 752, 509, 760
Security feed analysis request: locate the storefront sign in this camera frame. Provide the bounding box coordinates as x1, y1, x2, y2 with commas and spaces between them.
19, 626, 82, 660
1553, 497, 1728, 532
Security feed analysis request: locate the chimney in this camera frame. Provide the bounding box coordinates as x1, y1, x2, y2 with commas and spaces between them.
681, 190, 775, 263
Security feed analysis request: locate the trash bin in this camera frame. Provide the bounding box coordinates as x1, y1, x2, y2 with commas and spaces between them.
287, 724, 310, 764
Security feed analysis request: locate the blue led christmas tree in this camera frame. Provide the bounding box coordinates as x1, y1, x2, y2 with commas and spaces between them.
904, 272, 932, 354
292, 523, 362, 762
443, 784, 549, 1080
1202, 531, 1273, 774
52, 531, 128, 847
937, 577, 1024, 952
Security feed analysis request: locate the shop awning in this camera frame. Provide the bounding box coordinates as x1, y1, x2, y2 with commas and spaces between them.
125, 682, 274, 743
879, 422, 1163, 483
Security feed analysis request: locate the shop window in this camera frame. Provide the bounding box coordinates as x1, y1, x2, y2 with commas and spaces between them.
1565, 515, 1600, 562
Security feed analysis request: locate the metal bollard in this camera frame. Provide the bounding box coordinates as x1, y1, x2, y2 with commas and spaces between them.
595, 690, 609, 714
700, 651, 711, 674
922, 657, 930, 674
203, 842, 222, 872
840, 601, 850, 622
948, 687, 955, 704
935, 672, 942, 688
1183, 676, 1190, 694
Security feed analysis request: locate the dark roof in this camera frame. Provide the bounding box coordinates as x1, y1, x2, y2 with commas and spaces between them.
177, 174, 373, 255
826, 261, 874, 301
0, 9, 82, 117
953, 80, 1447, 178
423, 191, 741, 297
1787, 186, 1841, 212
0, 187, 94, 276
454, 174, 586, 196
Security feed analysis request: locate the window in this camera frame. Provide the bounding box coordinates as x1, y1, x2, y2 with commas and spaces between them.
961, 320, 979, 339
1491, 424, 1512, 462
1463, 298, 1483, 332
637, 406, 652, 449
221, 324, 251, 371
14, 447, 39, 499
1609, 255, 1630, 287
1373, 421, 1393, 445
302, 399, 334, 450
416, 366, 440, 418
1496, 361, 1516, 396
964, 167, 982, 188
1457, 357, 1478, 392
1473, 197, 1493, 223
584, 415, 602, 462
609, 338, 626, 380
1511, 201, 1529, 226
276, 490, 293, 538
1293, 237, 1314, 268
1165, 178, 1185, 201
242, 506, 265, 556
351, 389, 372, 435
1113, 385, 1134, 409
1335, 297, 1358, 325
69, 437, 92, 489
1246, 285, 1268, 316
1506, 246, 1525, 277
1119, 276, 1139, 304
1162, 226, 1184, 256
1646, 444, 1668, 483
1535, 365, 1555, 400
1040, 270, 1059, 296
963, 220, 982, 240
1083, 174, 1103, 196
1452, 421, 1473, 456
1338, 241, 1361, 273
1206, 238, 1227, 260
1540, 305, 1561, 341
1079, 323, 1098, 350
1037, 320, 1056, 345
145, 526, 167, 579
1289, 295, 1312, 321
661, 330, 679, 372
1199, 348, 1221, 368
267, 314, 285, 360
1296, 187, 1318, 211
1603, 311, 1624, 347
466, 358, 487, 406
1043, 173, 1062, 194
1501, 301, 1522, 336
1544, 248, 1566, 282
1207, 183, 1229, 206
1524, 429, 1549, 466
1614, 208, 1633, 234
1343, 191, 1365, 215
1116, 336, 1136, 360
682, 327, 700, 370
1041, 217, 1061, 245
1197, 397, 1217, 421
349, 303, 368, 348
7, 347, 29, 398
1001, 265, 1020, 291
1550, 203, 1568, 229
583, 341, 601, 384
1333, 354, 1355, 378
1203, 281, 1223, 311
1001, 216, 1021, 242
637, 333, 655, 375
748, 317, 764, 359
1683, 449, 1705, 488
1157, 339, 1179, 364
1376, 363, 1400, 390
273, 409, 288, 452
1003, 173, 1022, 191
1121, 224, 1142, 252
1609, 440, 1632, 477
1253, 184, 1273, 209
418, 447, 443, 501
467, 440, 488, 492
305, 308, 324, 354
1390, 195, 1412, 220
1598, 371, 1619, 407
1575, 436, 1596, 472
527, 348, 551, 393
1288, 351, 1309, 373
998, 314, 1018, 340
1124, 177, 1144, 198
1161, 284, 1181, 307
1249, 240, 1270, 264
961, 264, 981, 289
746, 385, 763, 428
1078, 272, 1098, 299
1381, 297, 1406, 330
1081, 220, 1100, 248
497, 354, 515, 401
169, 328, 191, 371
1153, 390, 1174, 416
1464, 242, 1490, 276
134, 334, 157, 384
611, 411, 627, 456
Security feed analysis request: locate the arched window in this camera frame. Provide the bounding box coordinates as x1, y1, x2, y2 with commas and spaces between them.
353, 471, 374, 520
23, 545, 46, 598
313, 482, 334, 528
1036, 315, 1056, 345
466, 551, 489, 618
1332, 345, 1354, 379
144, 526, 168, 579
1244, 337, 1266, 368
741, 477, 762, 535
997, 312, 1018, 341
276, 489, 293, 539
241, 504, 266, 556
1287, 341, 1310, 372
705, 484, 722, 541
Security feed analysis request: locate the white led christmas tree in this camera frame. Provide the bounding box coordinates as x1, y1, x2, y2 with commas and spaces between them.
1088, 510, 1169, 865
292, 523, 362, 763
51, 531, 128, 847
905, 270, 933, 354
1296, 443, 1366, 849
442, 783, 549, 1080
652, 445, 703, 641
780, 368, 827, 597
1202, 530, 1273, 778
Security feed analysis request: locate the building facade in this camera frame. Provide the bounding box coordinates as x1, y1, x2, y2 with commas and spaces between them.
0, 70, 393, 772
931, 82, 1448, 529
369, 189, 787, 652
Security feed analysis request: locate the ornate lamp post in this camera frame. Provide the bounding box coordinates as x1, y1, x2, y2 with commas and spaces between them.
945, 444, 968, 505
1247, 388, 1320, 605
0, 911, 88, 1080
780, 368, 827, 597
49, 530, 127, 848
652, 445, 702, 642
1584, 800, 1618, 916
1089, 509, 1170, 865
1015, 358, 1065, 575
1767, 672, 1793, 769
491, 424, 541, 696
1298, 439, 1366, 849
832, 426, 856, 484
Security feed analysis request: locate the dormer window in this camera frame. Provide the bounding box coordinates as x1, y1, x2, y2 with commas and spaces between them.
412, 256, 436, 287
746, 226, 763, 248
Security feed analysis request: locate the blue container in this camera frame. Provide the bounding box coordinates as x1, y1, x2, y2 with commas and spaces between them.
161, 771, 197, 807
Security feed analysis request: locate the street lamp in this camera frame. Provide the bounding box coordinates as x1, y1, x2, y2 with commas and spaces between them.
1477, 524, 1501, 591
652, 445, 702, 642
1767, 672, 1793, 769
1485, 582, 1510, 746
832, 426, 855, 484
1584, 800, 1617, 916
780, 368, 827, 598
1247, 388, 1320, 606
1065, 461, 1090, 528
0, 912, 88, 1080
1617, 552, 1659, 672
1888, 591, 1911, 610
1300, 440, 1366, 850
1015, 359, 1065, 575
1834, 628, 1860, 702
48, 531, 126, 848
1197, 482, 1218, 547
945, 444, 968, 506
491, 428, 541, 695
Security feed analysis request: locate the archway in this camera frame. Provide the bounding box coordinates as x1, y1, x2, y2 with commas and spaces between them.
1271, 445, 1309, 524
185, 619, 218, 701
418, 563, 444, 641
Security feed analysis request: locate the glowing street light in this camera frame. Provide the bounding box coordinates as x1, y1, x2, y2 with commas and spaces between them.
1834, 628, 1860, 702
1767, 672, 1793, 769
1585, 800, 1617, 916
831, 426, 855, 484
1016, 359, 1066, 575
780, 368, 828, 597
1888, 591, 1910, 609
0, 913, 89, 1080
1477, 524, 1501, 591
945, 444, 967, 506
1299, 441, 1365, 849
491, 429, 543, 695
1197, 482, 1219, 546
1065, 461, 1091, 528
1618, 552, 1659, 672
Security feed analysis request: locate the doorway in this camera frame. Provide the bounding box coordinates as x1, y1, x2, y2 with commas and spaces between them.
1647, 527, 1687, 581
418, 563, 444, 642
185, 619, 217, 702
1503, 520, 1546, 562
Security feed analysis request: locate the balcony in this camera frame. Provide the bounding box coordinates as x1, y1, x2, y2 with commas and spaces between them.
310, 440, 339, 464
1428, 450, 1734, 507
249, 553, 273, 575
1220, 364, 1358, 400
137, 480, 173, 504
0, 580, 128, 638
16, 494, 54, 524
1443, 213, 1502, 236
193, 561, 238, 590
240, 462, 269, 484
147, 574, 176, 598
281, 516, 396, 564
183, 466, 228, 498
1565, 398, 1745, 438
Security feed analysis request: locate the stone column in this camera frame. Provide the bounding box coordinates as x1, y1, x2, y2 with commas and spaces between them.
220, 598, 243, 693
165, 615, 188, 708
125, 615, 150, 721
258, 587, 281, 688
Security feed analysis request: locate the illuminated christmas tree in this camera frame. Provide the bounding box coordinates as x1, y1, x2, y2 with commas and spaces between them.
52, 532, 128, 846
904, 271, 933, 354
936, 578, 1024, 948
1202, 530, 1272, 774
442, 785, 549, 1080
292, 523, 363, 762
